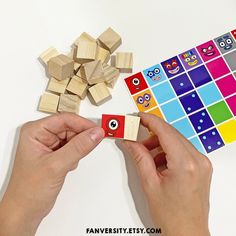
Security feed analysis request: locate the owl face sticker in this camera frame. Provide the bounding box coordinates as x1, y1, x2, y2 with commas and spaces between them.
179, 48, 202, 70
214, 33, 236, 54
161, 56, 184, 78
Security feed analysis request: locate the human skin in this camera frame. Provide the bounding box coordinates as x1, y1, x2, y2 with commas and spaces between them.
0, 113, 212, 236
123, 112, 212, 236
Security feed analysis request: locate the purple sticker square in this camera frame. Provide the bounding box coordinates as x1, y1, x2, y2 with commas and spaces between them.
161, 56, 185, 78
179, 48, 202, 70
196, 40, 220, 62
170, 73, 194, 96
179, 91, 204, 114
189, 109, 214, 133
206, 57, 230, 80
188, 65, 212, 87
199, 128, 224, 153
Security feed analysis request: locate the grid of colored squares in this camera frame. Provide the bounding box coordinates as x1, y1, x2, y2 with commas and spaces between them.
124, 29, 236, 154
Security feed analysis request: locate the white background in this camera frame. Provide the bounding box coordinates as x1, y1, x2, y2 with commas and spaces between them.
0, 0, 236, 235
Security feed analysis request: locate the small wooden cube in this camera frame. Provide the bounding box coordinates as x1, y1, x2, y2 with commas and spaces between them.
39, 47, 60, 65
48, 54, 74, 80
67, 46, 76, 59
38, 93, 59, 113
74, 32, 96, 46
47, 77, 70, 94
88, 82, 112, 106
75, 41, 97, 64
124, 115, 140, 141
74, 62, 81, 74
115, 52, 133, 73
103, 64, 120, 88
66, 75, 88, 99
95, 46, 110, 64
58, 94, 80, 114
98, 27, 122, 53
82, 60, 104, 85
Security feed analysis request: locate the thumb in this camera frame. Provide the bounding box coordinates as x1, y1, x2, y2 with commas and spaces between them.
51, 127, 104, 171
123, 141, 160, 190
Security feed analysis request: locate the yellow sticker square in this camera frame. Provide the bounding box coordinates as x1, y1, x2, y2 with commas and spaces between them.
218, 119, 236, 144
147, 107, 164, 119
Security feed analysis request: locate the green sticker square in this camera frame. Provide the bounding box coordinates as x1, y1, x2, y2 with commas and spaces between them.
207, 101, 233, 125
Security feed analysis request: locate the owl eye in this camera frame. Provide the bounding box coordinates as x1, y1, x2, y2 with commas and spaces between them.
144, 93, 151, 101
219, 41, 226, 48
202, 48, 207, 53
108, 119, 119, 130
132, 78, 140, 86
137, 96, 144, 104
226, 38, 233, 45
172, 61, 178, 67
191, 55, 197, 60
154, 68, 160, 74
147, 71, 154, 77
208, 45, 213, 50
165, 63, 171, 69
185, 58, 191, 62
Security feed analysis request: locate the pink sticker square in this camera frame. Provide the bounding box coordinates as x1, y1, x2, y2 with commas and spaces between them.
196, 40, 220, 62
206, 57, 230, 79
216, 74, 236, 97
226, 95, 236, 116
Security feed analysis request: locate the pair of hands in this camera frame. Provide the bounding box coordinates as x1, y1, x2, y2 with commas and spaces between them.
0, 113, 212, 236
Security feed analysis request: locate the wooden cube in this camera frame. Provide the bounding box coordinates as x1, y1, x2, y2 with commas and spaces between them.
67, 46, 76, 59
66, 75, 88, 99
88, 82, 112, 106
47, 77, 70, 94
75, 41, 97, 64
38, 93, 59, 113
39, 47, 60, 65
82, 60, 104, 85
74, 32, 96, 46
115, 52, 133, 73
124, 115, 140, 141
103, 64, 120, 88
95, 45, 110, 64
74, 62, 81, 74
98, 27, 122, 53
58, 94, 80, 114
48, 54, 74, 80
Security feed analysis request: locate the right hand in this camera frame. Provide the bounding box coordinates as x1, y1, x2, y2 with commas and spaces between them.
123, 113, 212, 236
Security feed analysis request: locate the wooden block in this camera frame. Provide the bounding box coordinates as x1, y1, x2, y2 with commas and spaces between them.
103, 64, 120, 88
39, 47, 60, 65
88, 82, 111, 106
75, 41, 97, 64
58, 94, 80, 114
66, 75, 88, 99
48, 54, 74, 80
47, 77, 70, 94
115, 52, 133, 73
124, 115, 140, 141
74, 62, 81, 74
82, 60, 104, 85
67, 46, 76, 59
95, 46, 110, 64
74, 32, 96, 46
38, 93, 59, 113
98, 27, 122, 53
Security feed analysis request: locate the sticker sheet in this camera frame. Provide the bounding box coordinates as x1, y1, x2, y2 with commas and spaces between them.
124, 29, 236, 154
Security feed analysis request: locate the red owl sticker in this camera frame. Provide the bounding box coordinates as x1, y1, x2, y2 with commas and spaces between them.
102, 114, 125, 139
124, 72, 148, 95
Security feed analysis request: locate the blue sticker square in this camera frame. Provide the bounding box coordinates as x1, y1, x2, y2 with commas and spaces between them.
188, 65, 212, 87
160, 99, 185, 123
143, 64, 167, 86
151, 82, 176, 104
199, 128, 224, 153
179, 91, 204, 114
170, 73, 194, 96
189, 137, 206, 154
189, 109, 214, 133
161, 56, 185, 78
172, 117, 196, 138
197, 82, 223, 106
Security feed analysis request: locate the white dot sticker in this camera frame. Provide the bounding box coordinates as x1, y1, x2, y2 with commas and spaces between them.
208, 146, 212, 150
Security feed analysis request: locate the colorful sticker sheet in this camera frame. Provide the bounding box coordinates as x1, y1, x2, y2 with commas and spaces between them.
124, 29, 236, 154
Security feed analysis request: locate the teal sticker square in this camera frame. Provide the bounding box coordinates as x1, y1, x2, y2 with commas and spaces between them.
189, 136, 206, 154
152, 82, 176, 104
143, 64, 167, 86
172, 117, 196, 139
197, 82, 222, 106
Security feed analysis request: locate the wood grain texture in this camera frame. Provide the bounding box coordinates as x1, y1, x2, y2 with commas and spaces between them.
74, 32, 96, 46
38, 93, 59, 113
75, 41, 97, 64
115, 52, 133, 73
95, 45, 110, 64
47, 77, 70, 94
124, 115, 140, 141
58, 94, 80, 114
102, 64, 120, 88
39, 47, 60, 65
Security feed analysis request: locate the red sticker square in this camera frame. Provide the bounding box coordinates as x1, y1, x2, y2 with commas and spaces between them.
231, 29, 236, 40
124, 72, 148, 95
102, 114, 125, 138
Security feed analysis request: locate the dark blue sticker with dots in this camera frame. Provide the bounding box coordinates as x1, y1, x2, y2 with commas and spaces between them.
179, 91, 204, 114
189, 109, 214, 133
199, 128, 224, 153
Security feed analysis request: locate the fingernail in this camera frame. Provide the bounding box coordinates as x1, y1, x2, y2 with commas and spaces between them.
89, 127, 105, 142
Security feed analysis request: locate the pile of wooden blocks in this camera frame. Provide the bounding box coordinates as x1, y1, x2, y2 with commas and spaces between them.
38, 27, 133, 114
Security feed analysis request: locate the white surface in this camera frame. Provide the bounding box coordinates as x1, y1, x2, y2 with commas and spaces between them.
0, 0, 236, 235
